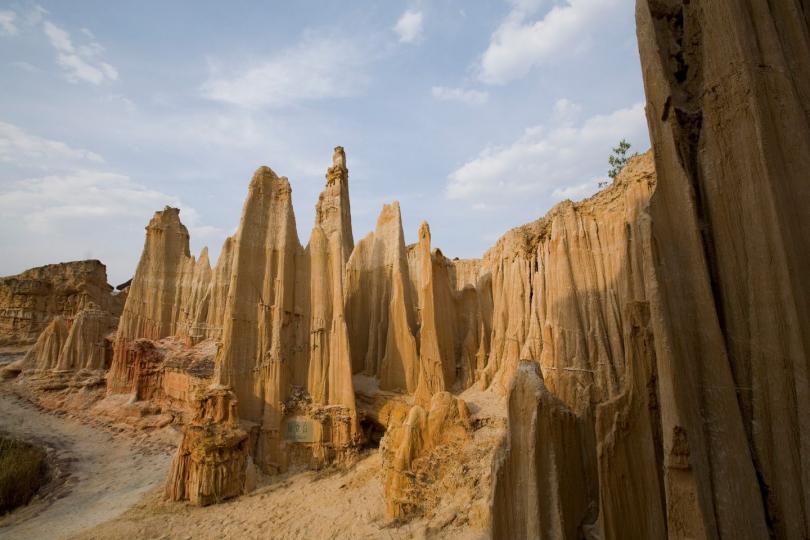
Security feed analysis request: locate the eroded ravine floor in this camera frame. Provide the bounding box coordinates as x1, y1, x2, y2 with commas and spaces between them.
0, 388, 174, 540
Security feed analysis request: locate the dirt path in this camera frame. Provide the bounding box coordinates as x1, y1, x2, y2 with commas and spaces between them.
74, 452, 451, 540
0, 390, 174, 540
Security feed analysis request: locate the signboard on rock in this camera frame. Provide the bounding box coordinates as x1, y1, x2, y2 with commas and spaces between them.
284, 416, 316, 443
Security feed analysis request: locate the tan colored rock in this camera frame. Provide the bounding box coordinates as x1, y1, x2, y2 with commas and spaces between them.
594, 301, 665, 538
481, 153, 656, 412
109, 207, 210, 394
346, 202, 419, 393
21, 316, 69, 371
56, 305, 114, 371
164, 386, 249, 506
214, 165, 304, 475
306, 146, 355, 408
189, 236, 234, 343
491, 361, 591, 539
636, 1, 810, 536
413, 223, 451, 404
382, 391, 472, 519
0, 260, 120, 348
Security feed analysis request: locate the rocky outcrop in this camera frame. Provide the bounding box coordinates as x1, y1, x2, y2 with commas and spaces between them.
0, 260, 121, 348
382, 391, 472, 519
413, 223, 457, 403
636, 1, 810, 537
481, 153, 656, 411
20, 317, 69, 371
213, 163, 305, 472
55, 306, 114, 371
165, 386, 250, 506
189, 237, 234, 343
492, 361, 591, 539
485, 153, 661, 538
305, 145, 357, 415
346, 202, 419, 393
108, 207, 211, 394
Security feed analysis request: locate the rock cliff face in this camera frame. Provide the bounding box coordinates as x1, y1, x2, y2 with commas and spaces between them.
492, 361, 591, 539
345, 202, 419, 394
20, 305, 116, 372
635, 1, 810, 537
164, 386, 250, 506
108, 207, 212, 395
487, 4, 810, 538
0, 260, 121, 348
485, 153, 659, 538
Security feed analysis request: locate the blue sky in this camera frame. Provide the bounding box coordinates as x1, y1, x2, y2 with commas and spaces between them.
0, 0, 649, 284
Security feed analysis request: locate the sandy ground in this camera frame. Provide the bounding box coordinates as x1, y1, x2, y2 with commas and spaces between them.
0, 390, 174, 540
0, 381, 499, 540
74, 452, 443, 540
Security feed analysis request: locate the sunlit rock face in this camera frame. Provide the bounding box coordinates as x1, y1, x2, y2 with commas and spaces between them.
108, 207, 212, 395
635, 1, 810, 537
164, 385, 250, 506
0, 260, 121, 349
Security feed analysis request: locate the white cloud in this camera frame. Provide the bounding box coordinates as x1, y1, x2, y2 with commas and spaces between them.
552, 180, 599, 200
27, 5, 48, 26
479, 0, 622, 85
0, 10, 18, 36
551, 98, 582, 124
0, 122, 220, 281
431, 86, 489, 106
394, 10, 424, 43
0, 171, 216, 282
446, 102, 647, 203
0, 171, 187, 233
42, 20, 118, 85
0, 120, 104, 167
201, 35, 369, 108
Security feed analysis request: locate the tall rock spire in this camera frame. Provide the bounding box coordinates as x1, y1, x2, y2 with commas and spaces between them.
306, 147, 357, 412
346, 202, 419, 392
108, 207, 210, 394
214, 166, 306, 471
315, 146, 354, 262
414, 222, 449, 404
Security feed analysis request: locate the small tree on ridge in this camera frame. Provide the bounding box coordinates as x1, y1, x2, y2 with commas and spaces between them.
608, 139, 633, 180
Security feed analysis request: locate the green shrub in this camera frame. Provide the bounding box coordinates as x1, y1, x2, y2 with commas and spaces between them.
0, 437, 49, 514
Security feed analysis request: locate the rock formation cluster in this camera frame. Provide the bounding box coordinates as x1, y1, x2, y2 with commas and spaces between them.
164, 385, 250, 506
4, 2, 809, 537
0, 260, 123, 380
0, 260, 122, 349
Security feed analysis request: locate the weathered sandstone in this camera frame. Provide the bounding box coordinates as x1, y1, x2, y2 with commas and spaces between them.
635, 1, 810, 536
492, 361, 591, 539
165, 385, 250, 505
0, 260, 120, 348
382, 391, 472, 519
108, 207, 212, 395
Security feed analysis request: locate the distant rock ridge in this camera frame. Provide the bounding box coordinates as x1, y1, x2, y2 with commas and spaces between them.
0, 260, 122, 349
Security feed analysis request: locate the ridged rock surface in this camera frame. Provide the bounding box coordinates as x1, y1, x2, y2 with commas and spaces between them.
109, 207, 212, 394
492, 361, 591, 539
345, 202, 419, 393
636, 1, 810, 537
213, 162, 305, 472
382, 391, 472, 518
164, 386, 249, 506
0, 260, 121, 348
486, 153, 663, 538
